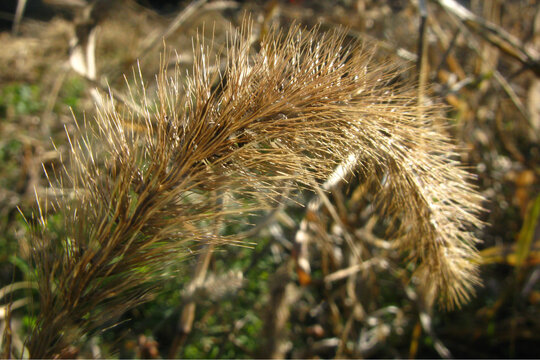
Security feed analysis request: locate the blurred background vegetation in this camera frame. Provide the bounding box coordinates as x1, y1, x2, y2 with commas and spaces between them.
0, 0, 539, 358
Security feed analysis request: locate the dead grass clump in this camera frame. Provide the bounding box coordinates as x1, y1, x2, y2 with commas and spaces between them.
0, 18, 72, 83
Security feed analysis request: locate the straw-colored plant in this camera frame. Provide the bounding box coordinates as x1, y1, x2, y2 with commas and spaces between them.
24, 21, 482, 358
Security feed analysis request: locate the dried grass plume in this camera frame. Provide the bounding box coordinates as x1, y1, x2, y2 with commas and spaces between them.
26, 21, 483, 358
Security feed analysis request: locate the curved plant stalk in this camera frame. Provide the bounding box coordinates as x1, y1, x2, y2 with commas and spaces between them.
26, 21, 482, 358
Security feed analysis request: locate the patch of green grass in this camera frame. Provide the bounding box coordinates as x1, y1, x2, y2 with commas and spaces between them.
0, 83, 43, 117
59, 76, 86, 110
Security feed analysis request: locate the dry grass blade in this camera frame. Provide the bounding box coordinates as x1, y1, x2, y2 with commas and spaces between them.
435, 0, 540, 75
12, 0, 27, 35
136, 0, 208, 62
26, 20, 483, 357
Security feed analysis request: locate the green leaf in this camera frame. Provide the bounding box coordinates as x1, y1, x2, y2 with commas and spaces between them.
515, 194, 540, 270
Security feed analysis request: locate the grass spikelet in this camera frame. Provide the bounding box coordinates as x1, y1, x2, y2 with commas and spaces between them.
27, 21, 482, 357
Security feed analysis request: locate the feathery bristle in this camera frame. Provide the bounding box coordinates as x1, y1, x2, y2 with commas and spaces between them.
27, 21, 482, 357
